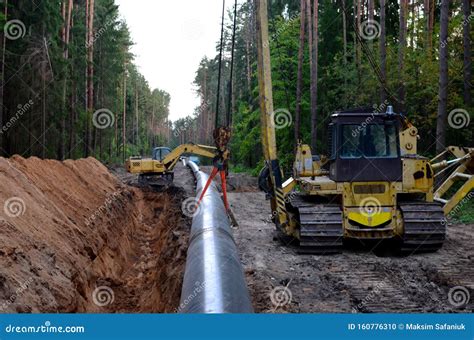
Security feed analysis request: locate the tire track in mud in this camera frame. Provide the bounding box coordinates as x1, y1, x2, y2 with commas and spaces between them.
229, 192, 474, 313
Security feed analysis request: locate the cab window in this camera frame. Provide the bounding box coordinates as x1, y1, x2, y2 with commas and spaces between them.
340, 123, 398, 158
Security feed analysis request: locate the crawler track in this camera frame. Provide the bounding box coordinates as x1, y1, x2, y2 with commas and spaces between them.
228, 191, 474, 313
400, 202, 446, 253
289, 195, 343, 254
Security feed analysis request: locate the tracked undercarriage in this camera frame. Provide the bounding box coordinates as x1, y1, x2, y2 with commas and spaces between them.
399, 202, 446, 253
288, 195, 343, 254
285, 194, 446, 255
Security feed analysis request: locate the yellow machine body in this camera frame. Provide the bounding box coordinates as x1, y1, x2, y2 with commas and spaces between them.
125, 143, 216, 181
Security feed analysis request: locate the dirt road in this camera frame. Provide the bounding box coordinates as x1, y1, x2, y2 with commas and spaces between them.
229, 191, 473, 313
177, 163, 473, 313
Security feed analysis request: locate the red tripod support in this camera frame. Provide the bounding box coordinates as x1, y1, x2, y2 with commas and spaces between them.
197, 126, 231, 212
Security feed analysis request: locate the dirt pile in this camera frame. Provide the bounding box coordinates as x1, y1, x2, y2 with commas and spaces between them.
0, 156, 188, 313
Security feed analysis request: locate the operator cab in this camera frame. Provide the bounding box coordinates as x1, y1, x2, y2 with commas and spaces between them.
152, 147, 172, 161
328, 107, 402, 182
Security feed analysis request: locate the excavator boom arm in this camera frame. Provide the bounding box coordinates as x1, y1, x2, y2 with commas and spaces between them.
126, 143, 216, 175
162, 143, 216, 171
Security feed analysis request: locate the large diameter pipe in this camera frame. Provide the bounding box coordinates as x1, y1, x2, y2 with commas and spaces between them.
179, 160, 253, 313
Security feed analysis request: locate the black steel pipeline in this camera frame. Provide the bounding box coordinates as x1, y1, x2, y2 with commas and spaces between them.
179, 160, 253, 313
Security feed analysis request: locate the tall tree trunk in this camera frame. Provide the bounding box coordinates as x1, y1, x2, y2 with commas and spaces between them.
122, 67, 127, 162
398, 0, 408, 112
115, 86, 119, 156
310, 0, 319, 152
368, 0, 374, 23
429, 0, 434, 51
42, 62, 47, 158
353, 0, 357, 62
41, 25, 47, 159
410, 0, 415, 49
436, 0, 449, 153
342, 0, 347, 67
0, 0, 7, 156
463, 0, 471, 106
84, 0, 89, 156
67, 3, 75, 159
305, 0, 313, 67
379, 0, 387, 103
356, 0, 361, 83
295, 0, 306, 147
85, 0, 95, 157
367, 0, 374, 49
245, 5, 252, 98
59, 0, 73, 160
424, 0, 429, 52
135, 86, 139, 145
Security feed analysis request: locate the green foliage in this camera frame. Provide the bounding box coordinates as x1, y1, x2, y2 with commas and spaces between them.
0, 0, 170, 163
181, 0, 472, 176
449, 194, 474, 224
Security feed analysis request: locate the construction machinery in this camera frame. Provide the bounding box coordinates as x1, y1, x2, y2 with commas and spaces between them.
126, 143, 216, 185
254, 0, 473, 254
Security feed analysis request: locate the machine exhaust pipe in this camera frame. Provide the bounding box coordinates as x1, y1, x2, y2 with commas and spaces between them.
178, 160, 253, 313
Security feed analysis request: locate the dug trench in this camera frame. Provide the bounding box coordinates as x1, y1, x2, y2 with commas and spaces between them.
0, 156, 189, 313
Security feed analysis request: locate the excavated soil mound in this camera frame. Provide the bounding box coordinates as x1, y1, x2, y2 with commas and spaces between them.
0, 156, 189, 313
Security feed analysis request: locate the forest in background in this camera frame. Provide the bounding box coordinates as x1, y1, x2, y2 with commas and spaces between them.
0, 0, 171, 163
0, 0, 472, 174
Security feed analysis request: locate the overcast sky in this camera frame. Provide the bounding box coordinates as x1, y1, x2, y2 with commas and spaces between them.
115, 0, 242, 122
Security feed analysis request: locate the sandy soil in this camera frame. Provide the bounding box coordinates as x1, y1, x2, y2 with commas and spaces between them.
1, 157, 471, 314
0, 156, 189, 313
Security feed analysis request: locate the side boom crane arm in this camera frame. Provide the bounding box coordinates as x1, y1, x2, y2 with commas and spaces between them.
255, 0, 289, 227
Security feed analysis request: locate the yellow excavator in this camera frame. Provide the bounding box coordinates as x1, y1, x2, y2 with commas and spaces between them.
254, 0, 473, 254
125, 143, 216, 185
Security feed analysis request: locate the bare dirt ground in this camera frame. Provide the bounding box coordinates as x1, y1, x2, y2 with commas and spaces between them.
1, 158, 472, 314
0, 156, 189, 313
180, 164, 473, 313
230, 194, 474, 314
